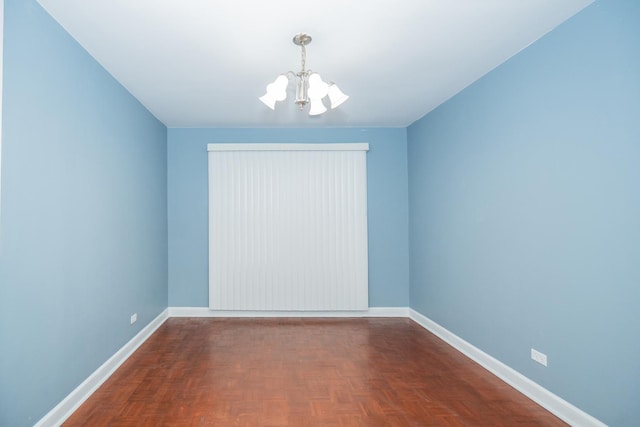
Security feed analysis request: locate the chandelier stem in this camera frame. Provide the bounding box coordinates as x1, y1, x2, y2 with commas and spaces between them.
295, 72, 309, 109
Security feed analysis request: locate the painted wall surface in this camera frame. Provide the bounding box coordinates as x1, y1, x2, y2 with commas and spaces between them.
0, 1, 168, 425
407, 0, 639, 425
168, 128, 409, 308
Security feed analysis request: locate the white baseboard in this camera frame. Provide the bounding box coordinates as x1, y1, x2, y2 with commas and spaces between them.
368, 307, 410, 317
409, 309, 606, 427
34, 309, 169, 427
168, 306, 410, 318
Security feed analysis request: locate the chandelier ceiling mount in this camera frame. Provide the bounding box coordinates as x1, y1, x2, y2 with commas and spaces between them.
292, 33, 312, 47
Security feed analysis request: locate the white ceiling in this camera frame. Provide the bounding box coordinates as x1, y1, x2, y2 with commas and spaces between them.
36, 0, 593, 128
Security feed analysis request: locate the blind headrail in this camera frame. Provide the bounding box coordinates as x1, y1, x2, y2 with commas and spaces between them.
207, 143, 369, 152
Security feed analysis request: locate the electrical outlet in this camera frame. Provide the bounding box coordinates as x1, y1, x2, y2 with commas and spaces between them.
130, 313, 137, 325
531, 348, 547, 366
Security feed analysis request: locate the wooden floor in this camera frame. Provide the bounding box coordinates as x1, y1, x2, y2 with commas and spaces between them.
64, 318, 567, 426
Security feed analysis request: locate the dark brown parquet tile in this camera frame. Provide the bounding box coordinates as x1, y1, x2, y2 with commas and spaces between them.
63, 318, 567, 426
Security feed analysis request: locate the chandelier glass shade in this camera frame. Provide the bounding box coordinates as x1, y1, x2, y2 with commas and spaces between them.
259, 34, 349, 116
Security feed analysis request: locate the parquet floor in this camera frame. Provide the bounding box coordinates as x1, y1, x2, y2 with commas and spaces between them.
64, 318, 567, 426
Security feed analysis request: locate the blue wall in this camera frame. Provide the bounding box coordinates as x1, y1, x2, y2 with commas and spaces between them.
0, 1, 168, 425
168, 128, 409, 308
407, 0, 639, 425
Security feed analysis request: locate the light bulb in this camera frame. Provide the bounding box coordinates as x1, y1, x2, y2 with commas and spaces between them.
307, 73, 329, 100
309, 98, 327, 116
328, 83, 349, 109
259, 93, 277, 110
271, 75, 288, 101
260, 75, 288, 109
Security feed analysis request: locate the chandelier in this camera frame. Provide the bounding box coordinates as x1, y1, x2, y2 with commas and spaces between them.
259, 33, 349, 116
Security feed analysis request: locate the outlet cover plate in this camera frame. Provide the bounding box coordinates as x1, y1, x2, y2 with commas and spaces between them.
531, 348, 547, 366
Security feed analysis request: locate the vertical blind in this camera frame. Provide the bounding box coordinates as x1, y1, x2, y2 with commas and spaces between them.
207, 143, 369, 311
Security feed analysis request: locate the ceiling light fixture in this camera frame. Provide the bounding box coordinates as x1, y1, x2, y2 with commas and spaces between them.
259, 34, 349, 116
